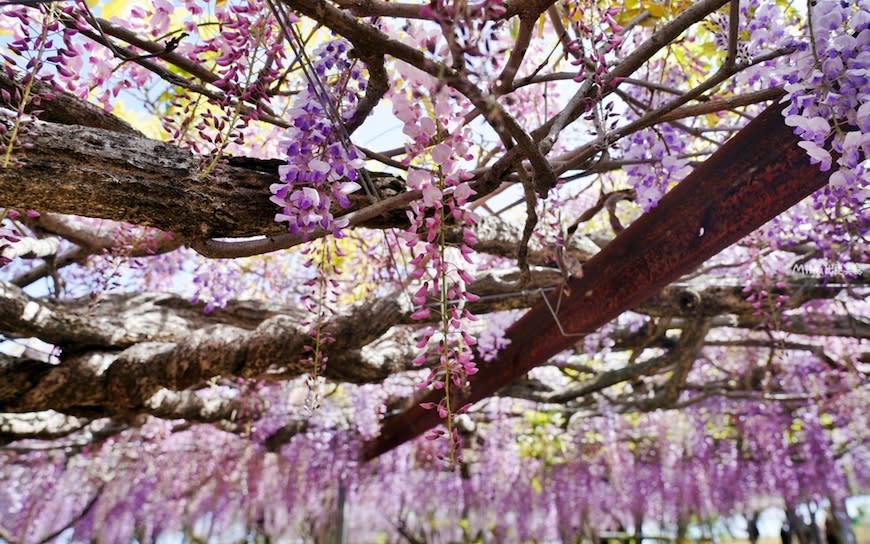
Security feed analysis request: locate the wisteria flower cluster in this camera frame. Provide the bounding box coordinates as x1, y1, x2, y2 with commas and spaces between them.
566, 3, 625, 88
192, 2, 287, 165
136, 1, 290, 157
270, 39, 365, 237
743, 277, 792, 330
779, 0, 870, 254
623, 124, 693, 211
0, 3, 65, 167
191, 258, 242, 313
393, 83, 481, 462
298, 237, 342, 412
405, 157, 479, 458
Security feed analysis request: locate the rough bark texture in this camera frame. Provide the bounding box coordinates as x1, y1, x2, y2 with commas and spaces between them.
0, 281, 410, 416
4, 121, 405, 238
1, 119, 604, 264
2, 256, 862, 434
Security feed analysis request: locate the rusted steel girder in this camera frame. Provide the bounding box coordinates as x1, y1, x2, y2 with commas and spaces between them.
364, 101, 830, 460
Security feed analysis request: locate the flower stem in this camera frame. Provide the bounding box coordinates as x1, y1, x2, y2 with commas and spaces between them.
437, 169, 458, 467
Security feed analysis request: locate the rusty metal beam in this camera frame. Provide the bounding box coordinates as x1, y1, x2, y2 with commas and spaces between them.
364, 102, 830, 460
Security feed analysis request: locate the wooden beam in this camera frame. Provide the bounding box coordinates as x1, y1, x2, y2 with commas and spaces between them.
364, 101, 830, 460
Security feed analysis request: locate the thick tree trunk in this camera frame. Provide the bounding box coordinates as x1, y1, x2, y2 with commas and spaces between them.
829, 497, 856, 544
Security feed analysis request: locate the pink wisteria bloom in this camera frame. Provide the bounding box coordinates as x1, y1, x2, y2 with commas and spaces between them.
421, 183, 442, 207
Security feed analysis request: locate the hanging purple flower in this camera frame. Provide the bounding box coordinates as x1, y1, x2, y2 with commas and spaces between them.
270, 39, 365, 237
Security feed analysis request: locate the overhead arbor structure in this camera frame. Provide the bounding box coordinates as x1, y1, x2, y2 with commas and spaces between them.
0, 0, 868, 542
